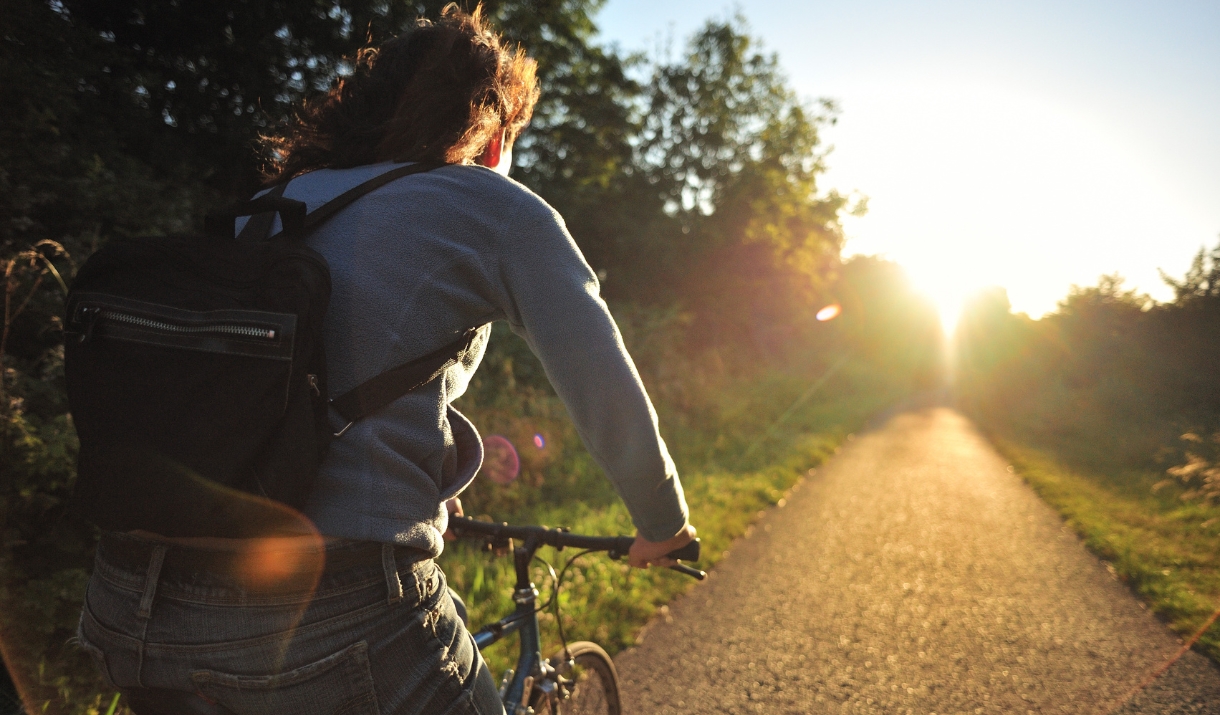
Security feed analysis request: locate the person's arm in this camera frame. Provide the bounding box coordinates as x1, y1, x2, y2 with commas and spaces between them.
492, 193, 691, 550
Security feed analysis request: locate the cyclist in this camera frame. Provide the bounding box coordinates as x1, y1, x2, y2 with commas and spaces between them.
77, 6, 694, 715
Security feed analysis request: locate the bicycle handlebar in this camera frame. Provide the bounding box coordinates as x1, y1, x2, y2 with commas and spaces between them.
449, 516, 705, 579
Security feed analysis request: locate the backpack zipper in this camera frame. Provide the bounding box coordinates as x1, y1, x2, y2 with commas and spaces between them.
77, 306, 278, 343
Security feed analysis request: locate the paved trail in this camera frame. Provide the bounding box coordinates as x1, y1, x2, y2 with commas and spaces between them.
616, 408, 1220, 714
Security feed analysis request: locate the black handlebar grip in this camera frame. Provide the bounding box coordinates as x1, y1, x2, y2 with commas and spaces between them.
666, 538, 700, 562
607, 536, 635, 560
669, 564, 707, 580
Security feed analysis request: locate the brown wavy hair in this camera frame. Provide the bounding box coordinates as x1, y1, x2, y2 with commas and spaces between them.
263, 4, 539, 181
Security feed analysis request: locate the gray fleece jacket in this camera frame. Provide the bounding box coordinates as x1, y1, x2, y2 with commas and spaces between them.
240, 161, 688, 557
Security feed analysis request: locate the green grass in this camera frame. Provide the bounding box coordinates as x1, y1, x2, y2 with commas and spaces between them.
992, 439, 1220, 661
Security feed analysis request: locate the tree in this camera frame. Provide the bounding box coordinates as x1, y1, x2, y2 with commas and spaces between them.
953, 264, 1220, 471
1161, 239, 1220, 307
633, 19, 847, 355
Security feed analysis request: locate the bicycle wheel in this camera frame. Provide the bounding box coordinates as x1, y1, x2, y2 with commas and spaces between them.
532, 641, 621, 715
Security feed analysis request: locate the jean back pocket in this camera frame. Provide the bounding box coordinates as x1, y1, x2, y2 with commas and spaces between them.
191, 641, 379, 715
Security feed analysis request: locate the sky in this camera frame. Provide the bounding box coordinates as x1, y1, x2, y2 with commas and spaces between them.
593, 0, 1220, 330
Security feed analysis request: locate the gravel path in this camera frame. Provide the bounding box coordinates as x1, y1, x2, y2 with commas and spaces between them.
616, 408, 1220, 714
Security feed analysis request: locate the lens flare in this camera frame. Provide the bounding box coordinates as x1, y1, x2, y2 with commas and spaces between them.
816, 304, 842, 322
533, 433, 546, 449
235, 535, 325, 590
481, 434, 520, 485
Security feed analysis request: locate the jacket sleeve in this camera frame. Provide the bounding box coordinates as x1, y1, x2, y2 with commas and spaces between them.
491, 192, 689, 542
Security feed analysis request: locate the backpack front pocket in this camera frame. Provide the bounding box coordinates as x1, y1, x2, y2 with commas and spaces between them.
65, 292, 303, 532
68, 292, 297, 362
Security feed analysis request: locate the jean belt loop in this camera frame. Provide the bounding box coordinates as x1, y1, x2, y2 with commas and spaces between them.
382, 543, 404, 605
137, 544, 168, 620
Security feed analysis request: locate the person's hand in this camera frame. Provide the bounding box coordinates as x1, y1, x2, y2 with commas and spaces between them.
628, 523, 696, 569
442, 497, 464, 541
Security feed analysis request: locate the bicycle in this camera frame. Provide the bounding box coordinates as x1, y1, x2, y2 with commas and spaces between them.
448, 516, 705, 715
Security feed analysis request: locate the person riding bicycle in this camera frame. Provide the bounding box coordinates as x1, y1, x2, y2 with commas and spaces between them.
77, 6, 694, 715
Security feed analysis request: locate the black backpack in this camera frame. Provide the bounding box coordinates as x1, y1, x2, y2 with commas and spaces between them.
64, 162, 476, 537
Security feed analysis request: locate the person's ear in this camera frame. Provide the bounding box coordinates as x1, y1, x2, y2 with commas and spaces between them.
478, 129, 504, 168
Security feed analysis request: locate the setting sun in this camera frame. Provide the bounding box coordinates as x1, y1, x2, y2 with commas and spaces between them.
833, 76, 1214, 333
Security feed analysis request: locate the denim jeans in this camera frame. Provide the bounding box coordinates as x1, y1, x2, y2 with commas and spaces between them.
77, 533, 504, 715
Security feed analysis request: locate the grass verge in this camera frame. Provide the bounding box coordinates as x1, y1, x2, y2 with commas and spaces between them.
992, 439, 1220, 662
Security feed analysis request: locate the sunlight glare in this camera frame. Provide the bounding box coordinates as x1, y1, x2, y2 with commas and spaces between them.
831, 75, 1215, 323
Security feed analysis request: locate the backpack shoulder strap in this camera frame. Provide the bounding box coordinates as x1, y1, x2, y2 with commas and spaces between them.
277, 161, 445, 239
234, 183, 290, 241
329, 327, 481, 436
225, 162, 446, 241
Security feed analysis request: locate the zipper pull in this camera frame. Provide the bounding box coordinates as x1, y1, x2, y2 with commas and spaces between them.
77, 307, 101, 343
307, 374, 321, 397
